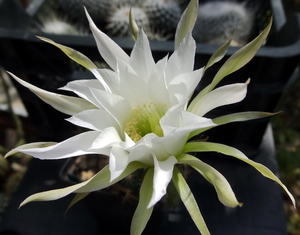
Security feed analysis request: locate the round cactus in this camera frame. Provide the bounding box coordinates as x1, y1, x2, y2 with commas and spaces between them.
143, 0, 181, 33
56, 0, 112, 25
193, 2, 254, 46
106, 5, 149, 38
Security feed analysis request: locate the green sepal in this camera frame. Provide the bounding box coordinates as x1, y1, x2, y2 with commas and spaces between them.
37, 36, 98, 70
20, 162, 145, 207
189, 18, 273, 108
174, 0, 198, 49
65, 192, 90, 213
204, 38, 232, 72
129, 7, 139, 41
188, 111, 276, 138
131, 167, 154, 235
183, 141, 296, 208
172, 165, 210, 235
177, 154, 242, 208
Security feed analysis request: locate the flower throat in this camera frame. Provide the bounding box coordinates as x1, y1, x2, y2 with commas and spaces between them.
124, 102, 166, 142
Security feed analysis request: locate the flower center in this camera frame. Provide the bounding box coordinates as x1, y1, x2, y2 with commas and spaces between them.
124, 102, 166, 142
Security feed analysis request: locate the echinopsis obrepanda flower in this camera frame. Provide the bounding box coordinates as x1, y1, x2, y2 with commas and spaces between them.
6, 1, 295, 235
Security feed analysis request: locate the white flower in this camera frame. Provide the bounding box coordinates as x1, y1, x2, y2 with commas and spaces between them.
5, 1, 295, 235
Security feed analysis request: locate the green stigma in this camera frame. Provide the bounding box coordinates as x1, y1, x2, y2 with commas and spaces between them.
124, 102, 166, 142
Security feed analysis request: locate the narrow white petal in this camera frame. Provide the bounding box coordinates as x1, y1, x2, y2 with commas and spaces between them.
161, 106, 216, 155
130, 29, 155, 81
94, 68, 121, 94
166, 33, 196, 84
61, 79, 106, 107
147, 57, 172, 107
90, 127, 123, 150
85, 8, 130, 71
89, 87, 132, 131
168, 68, 203, 101
66, 109, 120, 131
109, 147, 130, 181
148, 155, 177, 208
15, 131, 101, 159
118, 60, 150, 107
191, 82, 249, 117
8, 72, 95, 115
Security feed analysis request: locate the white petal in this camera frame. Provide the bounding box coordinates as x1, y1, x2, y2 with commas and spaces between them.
90, 127, 123, 150
15, 131, 101, 159
161, 106, 216, 155
89, 87, 132, 131
66, 109, 120, 131
109, 147, 130, 181
118, 60, 150, 107
93, 68, 120, 94
147, 56, 172, 106
165, 32, 196, 84
129, 29, 155, 82
168, 68, 203, 101
191, 82, 249, 117
8, 72, 95, 115
61, 79, 106, 107
85, 8, 130, 71
148, 155, 177, 208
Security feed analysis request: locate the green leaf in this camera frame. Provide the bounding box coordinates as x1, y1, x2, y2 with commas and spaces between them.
20, 162, 145, 207
174, 0, 198, 49
189, 111, 276, 138
172, 166, 210, 235
5, 142, 57, 158
8, 72, 96, 116
129, 7, 139, 41
184, 141, 296, 208
192, 18, 273, 103
131, 167, 154, 235
204, 38, 232, 72
177, 154, 242, 208
37, 36, 98, 70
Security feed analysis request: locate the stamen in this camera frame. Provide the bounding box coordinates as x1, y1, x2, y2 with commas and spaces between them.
124, 103, 166, 142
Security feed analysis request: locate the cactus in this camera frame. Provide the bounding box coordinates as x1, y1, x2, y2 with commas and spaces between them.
143, 0, 181, 33
106, 5, 149, 38
193, 2, 254, 46
56, 0, 112, 25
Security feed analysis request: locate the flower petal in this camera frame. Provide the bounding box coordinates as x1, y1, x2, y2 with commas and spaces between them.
85, 8, 130, 71
129, 29, 155, 82
11, 131, 102, 159
5, 142, 57, 158
166, 32, 196, 84
61, 79, 106, 107
66, 109, 120, 131
89, 87, 132, 131
168, 68, 203, 101
190, 81, 249, 116
8, 72, 95, 115
109, 146, 130, 181
148, 155, 177, 208
90, 127, 123, 150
